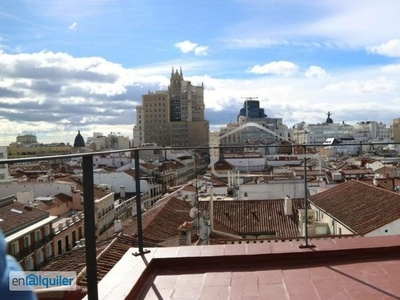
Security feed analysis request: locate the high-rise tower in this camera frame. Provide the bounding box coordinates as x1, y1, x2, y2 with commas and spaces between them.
168, 68, 209, 147
134, 68, 209, 148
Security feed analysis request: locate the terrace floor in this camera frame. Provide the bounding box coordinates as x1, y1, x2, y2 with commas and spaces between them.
89, 236, 400, 300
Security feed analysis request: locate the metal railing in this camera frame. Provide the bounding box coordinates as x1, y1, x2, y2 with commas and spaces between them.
1, 141, 400, 300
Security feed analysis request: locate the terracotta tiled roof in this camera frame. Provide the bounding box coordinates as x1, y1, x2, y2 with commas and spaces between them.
36, 193, 72, 210
340, 169, 374, 176
158, 162, 178, 170
140, 163, 158, 170
79, 235, 159, 287
174, 161, 185, 168
310, 180, 400, 235
210, 160, 236, 171
13, 162, 52, 172
54, 193, 72, 203
41, 235, 159, 287
182, 184, 197, 192
135, 197, 194, 242
41, 238, 112, 273
0, 201, 49, 235
100, 197, 194, 246
197, 199, 305, 238
198, 175, 227, 186
123, 169, 136, 178
358, 178, 395, 192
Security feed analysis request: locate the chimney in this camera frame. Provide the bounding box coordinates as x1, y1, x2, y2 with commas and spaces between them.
80, 238, 85, 247
284, 195, 292, 216
114, 219, 122, 233
120, 186, 126, 199
318, 178, 326, 189
243, 192, 249, 200
178, 222, 192, 246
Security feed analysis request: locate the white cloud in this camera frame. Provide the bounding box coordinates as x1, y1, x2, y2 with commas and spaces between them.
221, 38, 288, 49
248, 61, 299, 76
1, 50, 400, 144
0, 51, 173, 143
381, 64, 400, 74
323, 77, 396, 95
194, 46, 209, 56
297, 1, 400, 48
69, 22, 78, 32
367, 39, 400, 57
175, 40, 208, 56
223, 1, 400, 50
305, 66, 328, 78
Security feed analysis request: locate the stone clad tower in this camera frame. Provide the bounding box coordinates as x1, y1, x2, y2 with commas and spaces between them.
135, 68, 209, 148
167, 67, 209, 147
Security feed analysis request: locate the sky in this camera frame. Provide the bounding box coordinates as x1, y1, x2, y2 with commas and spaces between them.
1, 0, 400, 145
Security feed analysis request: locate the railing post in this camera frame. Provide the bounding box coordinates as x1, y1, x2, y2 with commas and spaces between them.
82, 155, 98, 300
133, 149, 149, 255
300, 145, 315, 248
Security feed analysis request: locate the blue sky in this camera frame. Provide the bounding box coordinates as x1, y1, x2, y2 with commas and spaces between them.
1, 0, 400, 144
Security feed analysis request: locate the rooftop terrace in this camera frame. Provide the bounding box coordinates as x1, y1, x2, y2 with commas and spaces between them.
2, 143, 400, 300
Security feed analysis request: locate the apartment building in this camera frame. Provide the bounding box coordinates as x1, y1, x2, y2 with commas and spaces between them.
1, 196, 56, 271
7, 134, 71, 159
0, 146, 10, 182
393, 118, 400, 143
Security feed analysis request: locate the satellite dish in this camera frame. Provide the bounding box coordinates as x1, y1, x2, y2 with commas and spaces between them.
189, 207, 199, 219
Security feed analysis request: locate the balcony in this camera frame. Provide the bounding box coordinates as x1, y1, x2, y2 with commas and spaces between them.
19, 245, 33, 258
2, 142, 400, 300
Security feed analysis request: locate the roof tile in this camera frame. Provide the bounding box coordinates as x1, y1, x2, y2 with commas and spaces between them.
310, 180, 400, 234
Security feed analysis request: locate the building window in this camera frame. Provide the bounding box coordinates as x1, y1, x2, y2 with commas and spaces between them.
45, 244, 52, 259
36, 250, 43, 265
44, 225, 50, 237
57, 240, 62, 255
24, 235, 31, 248
35, 230, 42, 244
11, 242, 19, 256
25, 256, 33, 271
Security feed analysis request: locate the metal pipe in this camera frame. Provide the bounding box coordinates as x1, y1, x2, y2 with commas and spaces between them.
82, 155, 98, 300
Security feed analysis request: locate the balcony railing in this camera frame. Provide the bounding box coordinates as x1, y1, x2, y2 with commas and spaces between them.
2, 142, 400, 300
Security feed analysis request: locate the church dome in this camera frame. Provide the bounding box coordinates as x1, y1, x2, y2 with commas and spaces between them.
74, 131, 85, 147
325, 111, 333, 124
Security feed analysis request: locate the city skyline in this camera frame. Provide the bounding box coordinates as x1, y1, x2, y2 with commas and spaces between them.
1, 1, 400, 144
